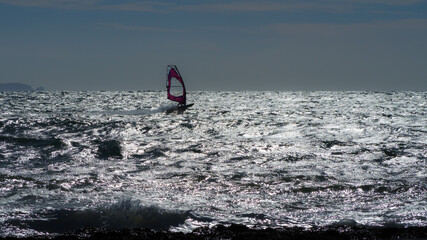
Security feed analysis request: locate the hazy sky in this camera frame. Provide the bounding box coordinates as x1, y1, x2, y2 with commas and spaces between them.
1, 0, 426, 91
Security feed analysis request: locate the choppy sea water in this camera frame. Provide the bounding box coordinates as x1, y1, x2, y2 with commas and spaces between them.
0, 91, 425, 237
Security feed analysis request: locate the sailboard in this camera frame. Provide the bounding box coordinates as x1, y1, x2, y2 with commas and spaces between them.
166, 65, 193, 111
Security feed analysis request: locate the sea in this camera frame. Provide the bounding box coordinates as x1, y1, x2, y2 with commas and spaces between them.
0, 91, 426, 238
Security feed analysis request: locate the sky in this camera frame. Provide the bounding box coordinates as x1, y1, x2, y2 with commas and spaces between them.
0, 0, 426, 91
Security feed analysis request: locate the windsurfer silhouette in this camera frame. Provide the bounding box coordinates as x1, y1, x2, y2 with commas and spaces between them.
166, 65, 192, 111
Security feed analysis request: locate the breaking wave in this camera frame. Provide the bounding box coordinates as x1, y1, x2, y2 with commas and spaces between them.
4, 199, 190, 235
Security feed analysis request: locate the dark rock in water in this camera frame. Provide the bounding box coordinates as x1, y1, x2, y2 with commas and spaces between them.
0, 83, 33, 92
96, 140, 123, 159
331, 219, 358, 227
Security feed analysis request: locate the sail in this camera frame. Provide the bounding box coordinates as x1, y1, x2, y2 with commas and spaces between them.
166, 65, 186, 105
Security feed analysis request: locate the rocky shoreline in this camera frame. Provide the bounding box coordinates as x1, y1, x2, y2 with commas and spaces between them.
2, 224, 426, 240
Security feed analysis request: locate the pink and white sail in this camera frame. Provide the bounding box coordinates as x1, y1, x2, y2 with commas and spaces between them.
166, 65, 186, 105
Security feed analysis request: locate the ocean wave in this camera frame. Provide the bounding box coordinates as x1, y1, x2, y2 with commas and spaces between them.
0, 135, 64, 149
4, 199, 190, 235
1, 91, 426, 238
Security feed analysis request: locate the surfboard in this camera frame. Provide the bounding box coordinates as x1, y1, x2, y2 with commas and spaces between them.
178, 103, 194, 109
166, 65, 193, 110
165, 103, 194, 114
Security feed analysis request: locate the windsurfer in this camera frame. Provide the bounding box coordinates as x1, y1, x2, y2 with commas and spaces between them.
166, 65, 192, 110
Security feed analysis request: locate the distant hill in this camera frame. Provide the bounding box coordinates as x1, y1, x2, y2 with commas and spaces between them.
0, 83, 44, 92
